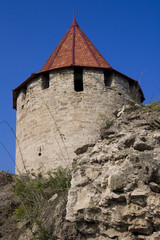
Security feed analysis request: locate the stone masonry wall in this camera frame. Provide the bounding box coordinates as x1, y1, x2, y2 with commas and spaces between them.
16, 68, 140, 174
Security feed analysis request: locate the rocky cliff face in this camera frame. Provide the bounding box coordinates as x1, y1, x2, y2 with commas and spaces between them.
0, 171, 21, 239
1, 103, 160, 240
66, 104, 160, 240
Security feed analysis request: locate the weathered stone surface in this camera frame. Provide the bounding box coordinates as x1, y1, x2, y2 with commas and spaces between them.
66, 105, 160, 239
48, 193, 58, 202
108, 173, 126, 191
149, 182, 160, 193
74, 144, 95, 155
128, 219, 153, 235
134, 141, 154, 151
15, 68, 140, 174
149, 232, 160, 240
0, 172, 21, 240
18, 229, 33, 240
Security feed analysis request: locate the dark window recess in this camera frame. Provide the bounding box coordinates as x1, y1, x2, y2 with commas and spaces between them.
42, 72, 49, 89
129, 80, 136, 88
74, 67, 83, 92
38, 147, 42, 156
104, 70, 111, 86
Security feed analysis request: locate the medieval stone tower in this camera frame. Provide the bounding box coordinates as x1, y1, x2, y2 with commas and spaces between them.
13, 18, 144, 174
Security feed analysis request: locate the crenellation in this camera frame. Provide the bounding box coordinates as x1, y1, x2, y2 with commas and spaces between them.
110, 72, 130, 92
16, 88, 26, 111
50, 68, 74, 93
18, 88, 26, 100
130, 84, 141, 104
27, 76, 42, 94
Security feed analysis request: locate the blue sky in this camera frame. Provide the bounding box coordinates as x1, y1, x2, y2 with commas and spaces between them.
0, 0, 160, 173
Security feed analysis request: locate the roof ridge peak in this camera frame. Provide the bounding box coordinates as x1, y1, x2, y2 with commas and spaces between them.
40, 18, 111, 73
71, 19, 79, 27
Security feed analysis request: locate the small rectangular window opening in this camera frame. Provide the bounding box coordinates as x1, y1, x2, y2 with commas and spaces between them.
129, 80, 136, 88
104, 70, 111, 86
42, 72, 49, 90
74, 67, 83, 92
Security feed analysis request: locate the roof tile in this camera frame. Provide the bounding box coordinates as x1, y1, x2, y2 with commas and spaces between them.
40, 19, 111, 72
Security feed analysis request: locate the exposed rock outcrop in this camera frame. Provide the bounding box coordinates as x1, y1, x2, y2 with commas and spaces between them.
66, 105, 160, 240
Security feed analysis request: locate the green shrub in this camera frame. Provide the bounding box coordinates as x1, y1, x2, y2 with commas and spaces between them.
141, 101, 160, 112
48, 167, 71, 191
14, 206, 26, 220
12, 167, 71, 238
106, 119, 114, 129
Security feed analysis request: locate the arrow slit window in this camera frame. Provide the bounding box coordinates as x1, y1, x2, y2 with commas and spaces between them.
104, 70, 111, 86
74, 67, 83, 92
42, 72, 49, 90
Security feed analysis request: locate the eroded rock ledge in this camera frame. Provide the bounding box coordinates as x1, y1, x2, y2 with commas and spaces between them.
66, 105, 160, 240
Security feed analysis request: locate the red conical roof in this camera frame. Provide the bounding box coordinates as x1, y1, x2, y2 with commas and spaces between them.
40, 19, 111, 72
12, 18, 145, 109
